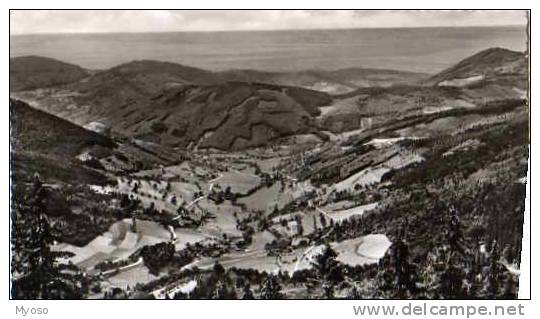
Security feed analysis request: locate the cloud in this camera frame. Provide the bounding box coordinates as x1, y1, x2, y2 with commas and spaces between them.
10, 10, 528, 35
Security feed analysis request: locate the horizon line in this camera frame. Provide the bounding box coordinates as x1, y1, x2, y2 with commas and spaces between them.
10, 46, 526, 76
9, 24, 527, 36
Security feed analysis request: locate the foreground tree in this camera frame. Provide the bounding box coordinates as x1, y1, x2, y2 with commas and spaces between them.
439, 254, 466, 299
241, 283, 255, 299
347, 285, 362, 299
212, 280, 228, 299
437, 208, 468, 299
260, 275, 285, 299
12, 175, 83, 299
393, 234, 418, 298
484, 240, 510, 299
311, 244, 343, 298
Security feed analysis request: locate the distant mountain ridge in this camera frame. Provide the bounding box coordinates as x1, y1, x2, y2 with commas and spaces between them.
218, 68, 427, 94
69, 80, 332, 150
10, 55, 427, 95
424, 48, 527, 87
9, 47, 528, 151
10, 56, 89, 91
10, 48, 526, 95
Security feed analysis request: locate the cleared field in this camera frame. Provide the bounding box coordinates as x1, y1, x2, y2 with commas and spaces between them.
322, 200, 357, 211
201, 231, 391, 275
395, 110, 521, 138
52, 218, 210, 271
169, 181, 201, 204
323, 202, 379, 222
247, 230, 277, 251
364, 137, 416, 148
209, 170, 261, 194
333, 234, 391, 266
220, 253, 281, 273
422, 106, 454, 114
438, 75, 484, 87
317, 96, 359, 117
271, 209, 325, 236
114, 178, 178, 213
291, 244, 326, 272
237, 181, 290, 214
334, 167, 391, 191
256, 157, 283, 173
197, 201, 244, 237
443, 138, 483, 157
334, 151, 424, 191
104, 264, 161, 290
285, 134, 323, 145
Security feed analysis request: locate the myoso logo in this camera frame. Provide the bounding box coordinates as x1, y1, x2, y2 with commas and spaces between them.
15, 306, 48, 316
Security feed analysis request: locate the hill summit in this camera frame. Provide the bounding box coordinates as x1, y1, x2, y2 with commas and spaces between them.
10, 56, 89, 91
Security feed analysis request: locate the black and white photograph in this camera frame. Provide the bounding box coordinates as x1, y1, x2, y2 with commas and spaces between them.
8, 9, 530, 301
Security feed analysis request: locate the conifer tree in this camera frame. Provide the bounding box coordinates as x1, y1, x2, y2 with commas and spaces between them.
438, 208, 467, 299
12, 174, 83, 299
260, 275, 285, 299
311, 244, 343, 298
439, 254, 466, 299
384, 224, 417, 298
212, 280, 227, 299
485, 240, 503, 298
242, 283, 255, 299
502, 273, 517, 299
347, 285, 362, 299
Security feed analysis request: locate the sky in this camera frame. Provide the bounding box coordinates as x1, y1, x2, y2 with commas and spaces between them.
10, 10, 528, 35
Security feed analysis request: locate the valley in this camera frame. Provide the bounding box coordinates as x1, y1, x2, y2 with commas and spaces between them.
10, 46, 528, 299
